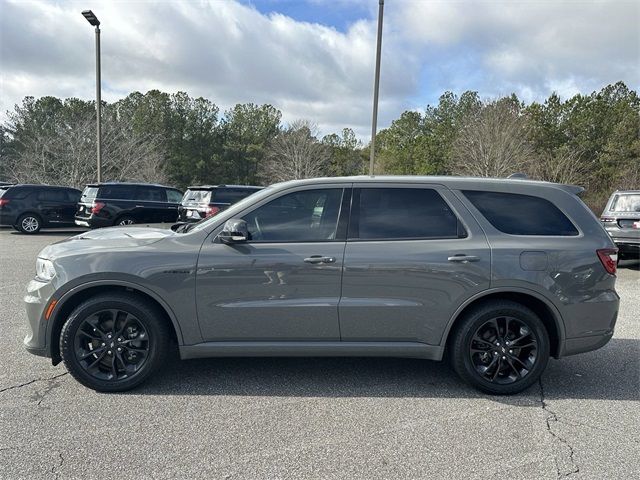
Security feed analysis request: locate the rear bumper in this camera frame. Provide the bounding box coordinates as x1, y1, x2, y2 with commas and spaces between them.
562, 331, 614, 357
0, 212, 17, 226
75, 215, 111, 228
613, 240, 640, 258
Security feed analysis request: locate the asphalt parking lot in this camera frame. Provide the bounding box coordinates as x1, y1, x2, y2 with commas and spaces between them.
0, 227, 638, 479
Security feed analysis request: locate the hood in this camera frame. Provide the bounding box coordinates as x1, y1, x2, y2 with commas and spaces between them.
39, 226, 173, 260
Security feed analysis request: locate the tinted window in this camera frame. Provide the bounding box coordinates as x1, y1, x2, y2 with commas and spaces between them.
7, 187, 32, 199
166, 189, 183, 203
242, 189, 343, 242
137, 186, 166, 202
214, 188, 260, 204
463, 191, 579, 236
98, 185, 138, 200
353, 188, 460, 240
37, 189, 68, 202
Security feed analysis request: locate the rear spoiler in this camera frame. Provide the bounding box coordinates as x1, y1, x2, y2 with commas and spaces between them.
559, 184, 585, 196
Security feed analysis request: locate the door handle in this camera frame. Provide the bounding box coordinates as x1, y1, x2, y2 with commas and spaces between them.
448, 254, 480, 263
304, 255, 336, 264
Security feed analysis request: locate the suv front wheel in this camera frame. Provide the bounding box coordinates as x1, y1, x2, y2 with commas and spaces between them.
450, 300, 550, 395
60, 293, 171, 392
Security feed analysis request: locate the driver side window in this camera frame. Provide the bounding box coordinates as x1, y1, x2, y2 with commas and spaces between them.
242, 188, 343, 242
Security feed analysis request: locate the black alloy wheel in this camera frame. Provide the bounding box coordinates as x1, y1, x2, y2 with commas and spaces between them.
450, 300, 550, 395
60, 293, 171, 392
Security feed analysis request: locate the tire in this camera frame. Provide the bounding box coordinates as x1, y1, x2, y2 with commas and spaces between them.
16, 213, 42, 234
60, 292, 171, 392
450, 300, 550, 395
114, 215, 136, 226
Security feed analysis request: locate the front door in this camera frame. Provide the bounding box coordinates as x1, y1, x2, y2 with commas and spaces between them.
196, 186, 349, 341
339, 185, 491, 345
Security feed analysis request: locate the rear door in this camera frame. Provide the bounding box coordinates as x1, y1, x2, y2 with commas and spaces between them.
36, 188, 69, 225
339, 184, 491, 345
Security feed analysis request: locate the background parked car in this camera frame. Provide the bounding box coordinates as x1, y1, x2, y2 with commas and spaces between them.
0, 184, 81, 234
178, 184, 262, 222
74, 182, 183, 228
601, 190, 640, 260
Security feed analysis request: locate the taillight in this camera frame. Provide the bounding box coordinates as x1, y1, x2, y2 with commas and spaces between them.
0, 199, 9, 207
205, 205, 221, 217
91, 202, 105, 214
597, 248, 618, 275
600, 217, 615, 223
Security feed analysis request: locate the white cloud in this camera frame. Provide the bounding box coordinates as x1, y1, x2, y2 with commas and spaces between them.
0, 0, 638, 138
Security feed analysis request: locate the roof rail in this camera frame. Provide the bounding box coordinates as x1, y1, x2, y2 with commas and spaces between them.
507, 173, 528, 179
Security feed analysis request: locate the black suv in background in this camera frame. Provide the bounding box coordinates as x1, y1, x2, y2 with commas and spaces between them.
178, 185, 262, 222
75, 183, 183, 228
0, 184, 81, 234
601, 190, 640, 260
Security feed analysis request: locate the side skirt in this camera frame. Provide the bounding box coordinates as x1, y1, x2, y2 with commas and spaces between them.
179, 341, 444, 361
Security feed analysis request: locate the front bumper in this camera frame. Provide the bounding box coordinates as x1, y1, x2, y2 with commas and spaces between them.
23, 278, 57, 358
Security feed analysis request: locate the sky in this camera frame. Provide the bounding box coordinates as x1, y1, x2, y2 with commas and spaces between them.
1, 0, 638, 137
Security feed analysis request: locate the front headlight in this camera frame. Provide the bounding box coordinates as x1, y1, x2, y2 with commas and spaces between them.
35, 258, 56, 281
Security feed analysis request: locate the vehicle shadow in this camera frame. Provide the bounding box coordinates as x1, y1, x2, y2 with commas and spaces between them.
619, 259, 640, 270
136, 338, 639, 404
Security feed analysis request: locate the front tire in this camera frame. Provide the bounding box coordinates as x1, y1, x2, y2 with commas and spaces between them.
450, 300, 550, 395
60, 293, 171, 392
16, 213, 42, 234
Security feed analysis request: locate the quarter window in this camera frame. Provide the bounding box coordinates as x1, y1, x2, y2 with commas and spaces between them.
462, 191, 579, 236
352, 188, 461, 240
242, 189, 343, 242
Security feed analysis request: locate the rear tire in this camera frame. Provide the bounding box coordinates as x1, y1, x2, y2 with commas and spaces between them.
16, 213, 42, 234
114, 216, 136, 226
450, 300, 550, 395
60, 293, 171, 392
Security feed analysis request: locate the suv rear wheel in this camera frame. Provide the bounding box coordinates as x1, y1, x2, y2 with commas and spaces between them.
115, 215, 136, 226
16, 213, 42, 234
450, 300, 550, 395
59, 293, 171, 392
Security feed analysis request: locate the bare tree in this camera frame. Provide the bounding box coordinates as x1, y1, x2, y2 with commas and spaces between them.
450, 100, 533, 177
261, 120, 331, 182
527, 146, 587, 186
3, 110, 167, 188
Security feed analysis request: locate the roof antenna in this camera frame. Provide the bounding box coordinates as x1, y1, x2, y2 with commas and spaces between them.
508, 173, 528, 179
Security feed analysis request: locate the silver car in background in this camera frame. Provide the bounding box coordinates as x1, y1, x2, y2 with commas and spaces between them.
600, 190, 640, 260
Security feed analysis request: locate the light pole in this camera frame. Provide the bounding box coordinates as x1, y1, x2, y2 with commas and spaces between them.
82, 10, 102, 183
369, 0, 384, 176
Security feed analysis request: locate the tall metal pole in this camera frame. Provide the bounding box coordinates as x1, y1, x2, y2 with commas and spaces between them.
95, 25, 102, 183
369, 0, 384, 176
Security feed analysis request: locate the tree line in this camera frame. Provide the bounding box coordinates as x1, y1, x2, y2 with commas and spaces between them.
0, 82, 637, 211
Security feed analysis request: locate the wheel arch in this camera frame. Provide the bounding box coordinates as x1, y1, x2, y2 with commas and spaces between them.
442, 288, 565, 358
47, 281, 184, 364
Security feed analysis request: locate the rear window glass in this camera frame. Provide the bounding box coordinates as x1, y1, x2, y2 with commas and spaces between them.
610, 194, 640, 212
213, 188, 260, 204
182, 189, 212, 204
463, 191, 579, 236
81, 187, 98, 202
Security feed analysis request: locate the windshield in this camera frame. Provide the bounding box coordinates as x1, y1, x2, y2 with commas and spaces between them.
611, 194, 640, 212
182, 189, 212, 204
188, 185, 277, 233
81, 187, 98, 202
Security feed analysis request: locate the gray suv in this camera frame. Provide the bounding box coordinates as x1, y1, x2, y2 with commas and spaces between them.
600, 190, 640, 261
24, 176, 620, 395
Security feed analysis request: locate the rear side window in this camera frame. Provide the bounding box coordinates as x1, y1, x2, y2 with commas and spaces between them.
462, 191, 579, 236
37, 189, 67, 202
7, 188, 33, 200
98, 185, 138, 200
137, 186, 166, 202
352, 188, 461, 240
66, 189, 81, 202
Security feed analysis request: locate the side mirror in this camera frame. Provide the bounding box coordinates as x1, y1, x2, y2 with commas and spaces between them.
219, 218, 249, 244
